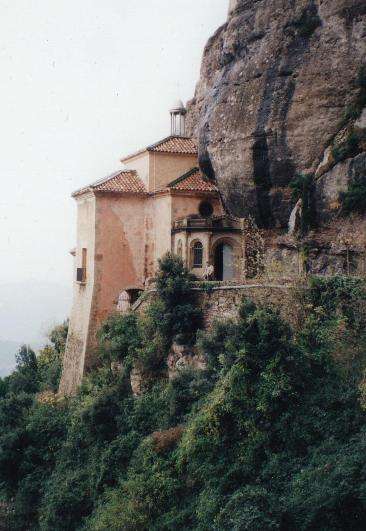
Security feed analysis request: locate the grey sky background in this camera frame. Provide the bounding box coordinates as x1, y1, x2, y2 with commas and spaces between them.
0, 1, 227, 346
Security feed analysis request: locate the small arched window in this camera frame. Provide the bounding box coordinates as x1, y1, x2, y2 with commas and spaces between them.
192, 241, 203, 268
177, 240, 183, 258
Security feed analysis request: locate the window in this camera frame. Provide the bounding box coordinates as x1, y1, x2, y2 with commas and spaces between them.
177, 240, 183, 258
192, 241, 203, 268
77, 248, 87, 282
199, 201, 214, 218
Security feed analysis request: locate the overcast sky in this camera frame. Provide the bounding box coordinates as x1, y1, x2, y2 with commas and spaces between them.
0, 1, 227, 343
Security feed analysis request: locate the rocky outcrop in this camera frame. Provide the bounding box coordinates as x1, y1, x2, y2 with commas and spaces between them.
167, 342, 206, 380
315, 152, 366, 224
187, 0, 366, 229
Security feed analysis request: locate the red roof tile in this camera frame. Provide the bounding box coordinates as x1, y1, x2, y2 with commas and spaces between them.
148, 136, 197, 154
121, 136, 197, 162
168, 168, 218, 192
73, 170, 146, 197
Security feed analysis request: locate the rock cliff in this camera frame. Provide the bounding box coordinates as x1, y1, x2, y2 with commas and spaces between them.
187, 0, 366, 245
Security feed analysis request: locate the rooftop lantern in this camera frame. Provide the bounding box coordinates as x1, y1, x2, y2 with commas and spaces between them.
170, 100, 187, 137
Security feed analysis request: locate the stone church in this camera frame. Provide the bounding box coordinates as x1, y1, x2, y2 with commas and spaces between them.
59, 102, 245, 395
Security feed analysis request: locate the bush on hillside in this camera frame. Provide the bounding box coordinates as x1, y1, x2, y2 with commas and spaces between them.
1, 274, 366, 529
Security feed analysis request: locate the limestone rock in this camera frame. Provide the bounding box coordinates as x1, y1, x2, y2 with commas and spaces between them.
130, 366, 144, 397
186, 0, 366, 227
355, 108, 366, 132
288, 199, 303, 235
315, 146, 335, 180
315, 152, 366, 223
167, 342, 206, 380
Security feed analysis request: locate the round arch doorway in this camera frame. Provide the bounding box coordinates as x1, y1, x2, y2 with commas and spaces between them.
214, 242, 235, 281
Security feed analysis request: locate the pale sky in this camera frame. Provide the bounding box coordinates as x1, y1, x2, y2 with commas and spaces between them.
0, 1, 228, 344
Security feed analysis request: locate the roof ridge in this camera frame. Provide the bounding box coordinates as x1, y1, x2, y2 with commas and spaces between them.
90, 169, 137, 189
147, 135, 194, 151
167, 167, 218, 193
168, 167, 200, 188
72, 169, 145, 197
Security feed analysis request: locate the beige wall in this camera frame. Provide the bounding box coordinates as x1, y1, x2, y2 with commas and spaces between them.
145, 194, 172, 277
149, 152, 197, 192
122, 152, 149, 189
171, 193, 222, 221
59, 192, 96, 396
122, 151, 197, 193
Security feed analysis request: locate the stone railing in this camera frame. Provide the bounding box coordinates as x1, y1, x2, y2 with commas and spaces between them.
172, 215, 242, 232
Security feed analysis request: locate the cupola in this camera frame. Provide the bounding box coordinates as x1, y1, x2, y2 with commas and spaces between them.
170, 100, 187, 137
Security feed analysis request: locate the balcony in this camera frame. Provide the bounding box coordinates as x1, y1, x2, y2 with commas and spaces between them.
172, 215, 242, 234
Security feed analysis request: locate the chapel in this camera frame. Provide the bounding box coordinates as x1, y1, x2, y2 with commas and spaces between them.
59, 102, 245, 395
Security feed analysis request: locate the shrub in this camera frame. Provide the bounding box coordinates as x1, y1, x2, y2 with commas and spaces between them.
3, 268, 366, 529
332, 130, 361, 163
340, 180, 366, 215
295, 4, 321, 38
136, 253, 203, 374
98, 312, 141, 368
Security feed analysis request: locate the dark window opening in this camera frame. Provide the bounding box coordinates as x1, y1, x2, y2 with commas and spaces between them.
192, 241, 203, 268
77, 248, 87, 282
199, 201, 214, 218
76, 268, 85, 282
214, 242, 234, 280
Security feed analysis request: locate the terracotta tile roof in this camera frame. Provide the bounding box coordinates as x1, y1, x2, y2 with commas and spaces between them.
168, 168, 218, 192
73, 170, 146, 197
148, 136, 197, 154
121, 136, 197, 162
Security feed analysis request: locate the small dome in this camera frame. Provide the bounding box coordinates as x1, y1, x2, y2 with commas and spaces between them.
170, 99, 186, 113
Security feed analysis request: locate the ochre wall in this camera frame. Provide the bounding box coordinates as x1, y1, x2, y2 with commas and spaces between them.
171, 193, 222, 221
149, 152, 197, 192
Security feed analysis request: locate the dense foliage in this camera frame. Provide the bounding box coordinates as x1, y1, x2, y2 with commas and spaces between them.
1, 261, 366, 530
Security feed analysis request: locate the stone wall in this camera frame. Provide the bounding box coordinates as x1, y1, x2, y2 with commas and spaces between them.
134, 281, 303, 330
197, 283, 302, 329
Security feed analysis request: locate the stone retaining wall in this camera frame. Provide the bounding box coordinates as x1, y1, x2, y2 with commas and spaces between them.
134, 281, 304, 329
196, 283, 302, 328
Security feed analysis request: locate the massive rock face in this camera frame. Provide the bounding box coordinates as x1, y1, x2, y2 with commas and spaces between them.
187, 0, 366, 230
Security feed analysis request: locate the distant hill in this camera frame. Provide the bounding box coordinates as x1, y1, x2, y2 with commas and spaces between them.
0, 340, 20, 377
0, 280, 71, 377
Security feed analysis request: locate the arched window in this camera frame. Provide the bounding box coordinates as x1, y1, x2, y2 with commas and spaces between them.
192, 241, 203, 268
177, 240, 183, 258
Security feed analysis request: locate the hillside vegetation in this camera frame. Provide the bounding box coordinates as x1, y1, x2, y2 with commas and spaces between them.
1, 256, 366, 530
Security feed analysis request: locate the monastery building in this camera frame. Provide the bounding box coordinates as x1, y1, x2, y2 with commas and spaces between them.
59, 102, 245, 395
